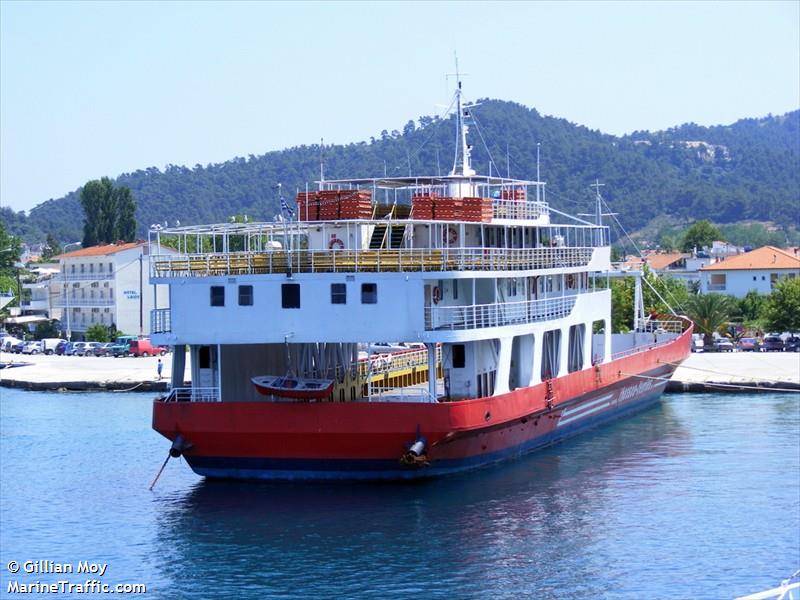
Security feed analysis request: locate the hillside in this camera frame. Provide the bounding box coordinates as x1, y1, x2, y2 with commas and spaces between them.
3, 100, 798, 244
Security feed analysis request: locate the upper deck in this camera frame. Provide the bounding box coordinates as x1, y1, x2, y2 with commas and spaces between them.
149, 215, 609, 280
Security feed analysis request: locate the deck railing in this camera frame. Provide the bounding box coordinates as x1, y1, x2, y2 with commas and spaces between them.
151, 246, 595, 278
162, 387, 220, 402
425, 294, 583, 331
492, 199, 548, 220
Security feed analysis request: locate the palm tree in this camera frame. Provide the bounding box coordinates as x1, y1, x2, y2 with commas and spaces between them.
685, 293, 737, 348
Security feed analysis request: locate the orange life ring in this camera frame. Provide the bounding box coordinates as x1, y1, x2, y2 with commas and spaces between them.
443, 226, 458, 245
432, 286, 441, 304
328, 237, 345, 250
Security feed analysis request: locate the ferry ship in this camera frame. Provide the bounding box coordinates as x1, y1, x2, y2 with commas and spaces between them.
150, 81, 692, 480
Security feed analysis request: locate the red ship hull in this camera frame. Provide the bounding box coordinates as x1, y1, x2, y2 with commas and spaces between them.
153, 326, 691, 480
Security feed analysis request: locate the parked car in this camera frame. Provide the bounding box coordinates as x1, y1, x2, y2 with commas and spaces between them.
784, 336, 800, 352
714, 338, 734, 352
21, 341, 43, 355
54, 340, 69, 355
2, 337, 23, 352
41, 338, 67, 355
9, 340, 26, 354
64, 341, 88, 356
92, 342, 114, 357
128, 339, 169, 357
762, 336, 784, 352
75, 342, 102, 356
738, 337, 758, 352
110, 335, 139, 357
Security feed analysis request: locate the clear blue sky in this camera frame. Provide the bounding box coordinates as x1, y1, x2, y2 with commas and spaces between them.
1, 0, 798, 213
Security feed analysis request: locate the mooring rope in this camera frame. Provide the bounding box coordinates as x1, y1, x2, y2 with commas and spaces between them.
112, 381, 146, 393
621, 371, 800, 393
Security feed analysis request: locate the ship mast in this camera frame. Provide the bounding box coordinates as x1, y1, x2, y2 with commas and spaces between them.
449, 59, 476, 177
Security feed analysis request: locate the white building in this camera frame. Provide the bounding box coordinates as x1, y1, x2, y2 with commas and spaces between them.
52, 242, 173, 337
699, 246, 800, 297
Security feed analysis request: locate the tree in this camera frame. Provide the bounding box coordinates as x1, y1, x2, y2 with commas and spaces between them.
761, 277, 800, 332
681, 219, 721, 252
41, 233, 63, 260
85, 324, 111, 342
80, 177, 137, 247
0, 221, 21, 271
34, 320, 61, 339
738, 289, 766, 322
685, 293, 737, 347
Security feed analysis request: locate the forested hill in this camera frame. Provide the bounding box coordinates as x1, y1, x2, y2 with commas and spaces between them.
5, 100, 799, 244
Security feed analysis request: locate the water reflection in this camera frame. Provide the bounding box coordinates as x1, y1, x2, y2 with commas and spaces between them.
153, 403, 690, 599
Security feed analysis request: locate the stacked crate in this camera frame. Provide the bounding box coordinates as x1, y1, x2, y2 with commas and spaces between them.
432, 197, 462, 220
296, 190, 373, 221
412, 194, 492, 222
338, 190, 373, 219
461, 197, 493, 222
411, 194, 437, 220
296, 191, 320, 221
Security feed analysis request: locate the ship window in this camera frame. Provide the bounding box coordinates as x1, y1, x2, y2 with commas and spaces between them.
282, 283, 300, 308
452, 280, 458, 300
210, 286, 225, 307
361, 283, 377, 304
453, 344, 465, 368
238, 285, 253, 306
568, 324, 585, 373
331, 283, 346, 304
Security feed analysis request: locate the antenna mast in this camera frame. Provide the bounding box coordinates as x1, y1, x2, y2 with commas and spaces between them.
319, 138, 324, 190
579, 180, 617, 226
447, 55, 475, 177
590, 180, 604, 226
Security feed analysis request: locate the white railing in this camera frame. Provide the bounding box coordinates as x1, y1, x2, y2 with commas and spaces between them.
425, 294, 580, 331
150, 246, 596, 278
52, 296, 114, 307
151, 308, 171, 334
633, 318, 684, 333
164, 387, 220, 402
492, 199, 549, 220
368, 384, 439, 403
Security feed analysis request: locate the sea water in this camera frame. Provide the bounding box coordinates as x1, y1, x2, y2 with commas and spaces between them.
0, 388, 797, 599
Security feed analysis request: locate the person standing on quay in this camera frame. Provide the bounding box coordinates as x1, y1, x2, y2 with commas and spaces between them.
157, 358, 163, 381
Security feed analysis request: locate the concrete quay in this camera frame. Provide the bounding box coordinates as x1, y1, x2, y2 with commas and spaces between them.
0, 351, 184, 392
665, 351, 799, 393
1, 350, 797, 394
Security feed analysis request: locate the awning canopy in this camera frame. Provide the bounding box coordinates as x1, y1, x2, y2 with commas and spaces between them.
2, 315, 50, 325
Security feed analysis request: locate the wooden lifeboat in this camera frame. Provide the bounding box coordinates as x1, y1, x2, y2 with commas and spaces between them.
251, 375, 335, 400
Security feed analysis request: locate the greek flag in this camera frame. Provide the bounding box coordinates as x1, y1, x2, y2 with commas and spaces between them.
280, 196, 294, 216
